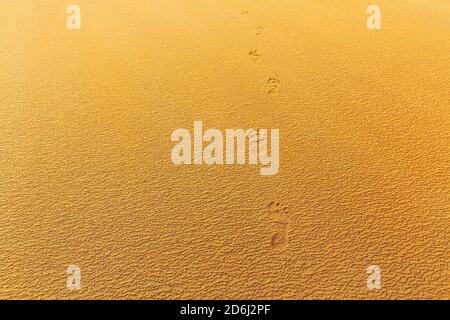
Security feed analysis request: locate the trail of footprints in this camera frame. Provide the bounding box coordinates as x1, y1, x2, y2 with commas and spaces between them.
267, 201, 290, 251
247, 10, 287, 250
56, 3, 387, 293
247, 17, 281, 95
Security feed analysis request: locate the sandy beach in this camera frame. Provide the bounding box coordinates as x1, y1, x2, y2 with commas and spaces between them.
0, 0, 449, 299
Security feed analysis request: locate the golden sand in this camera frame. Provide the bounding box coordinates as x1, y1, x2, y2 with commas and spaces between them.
0, 0, 449, 299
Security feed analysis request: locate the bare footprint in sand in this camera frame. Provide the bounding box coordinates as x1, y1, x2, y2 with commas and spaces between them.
267, 201, 290, 251
249, 49, 262, 61
256, 25, 264, 36
267, 78, 281, 95
268, 201, 289, 215
271, 221, 290, 251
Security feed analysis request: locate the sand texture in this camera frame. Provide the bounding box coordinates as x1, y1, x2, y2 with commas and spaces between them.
0, 0, 449, 299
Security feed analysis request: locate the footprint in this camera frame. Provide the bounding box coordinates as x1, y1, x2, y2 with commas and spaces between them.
271, 221, 289, 250
267, 201, 289, 214
267, 201, 290, 251
267, 78, 281, 95
248, 49, 262, 61
256, 25, 264, 36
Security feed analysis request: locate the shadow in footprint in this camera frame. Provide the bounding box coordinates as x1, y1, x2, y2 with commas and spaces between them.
256, 25, 264, 36
249, 49, 262, 61
267, 78, 281, 95
266, 201, 290, 251
271, 221, 289, 251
